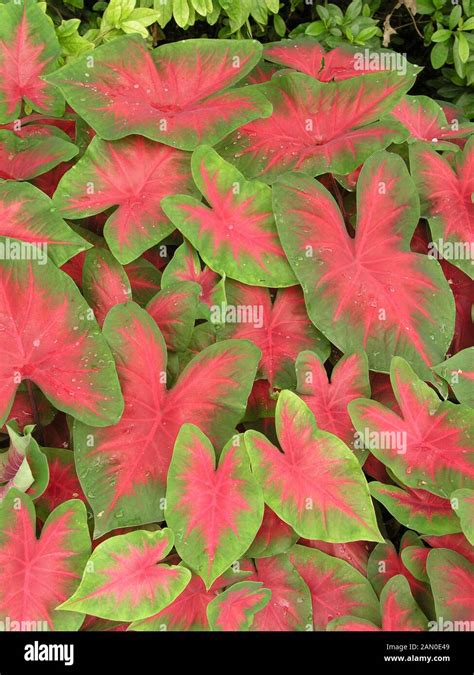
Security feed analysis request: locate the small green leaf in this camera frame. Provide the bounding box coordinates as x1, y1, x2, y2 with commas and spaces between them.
355, 26, 379, 42
173, 0, 190, 27
431, 29, 453, 42
449, 5, 463, 30
305, 20, 326, 36
273, 14, 286, 37
431, 40, 450, 69
345, 0, 363, 21
457, 31, 470, 62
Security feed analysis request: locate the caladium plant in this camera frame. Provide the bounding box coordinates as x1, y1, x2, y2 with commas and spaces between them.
217, 280, 330, 388
0, 488, 90, 631
0, 128, 77, 180
349, 357, 474, 498
410, 137, 474, 279
59, 528, 192, 621
0, 0, 65, 123
245, 390, 382, 542
73, 302, 260, 537
0, 19, 471, 635
263, 41, 418, 83
165, 425, 264, 588
161, 145, 295, 287
53, 135, 197, 264
46, 36, 272, 150
273, 151, 455, 379
218, 70, 412, 183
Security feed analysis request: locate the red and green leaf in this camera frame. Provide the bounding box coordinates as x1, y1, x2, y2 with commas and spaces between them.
0, 488, 90, 630
59, 528, 191, 622
274, 152, 455, 378
0, 128, 77, 180
391, 95, 474, 149
73, 302, 260, 537
248, 554, 313, 631
165, 425, 264, 588
160, 239, 217, 292
295, 350, 370, 451
427, 549, 474, 624
46, 36, 272, 150
290, 545, 380, 630
124, 257, 161, 307
369, 482, 461, 536
0, 181, 90, 266
367, 539, 434, 617
0, 0, 65, 123
130, 573, 214, 632
423, 533, 474, 566
349, 357, 474, 498
82, 248, 132, 327
379, 575, 428, 631
218, 281, 330, 388
401, 545, 430, 583
0, 259, 124, 428
207, 581, 271, 631
146, 281, 200, 352
263, 40, 418, 83
246, 505, 298, 558
52, 135, 196, 264
161, 145, 295, 287
300, 539, 371, 576
131, 566, 251, 632
327, 617, 380, 631
218, 71, 411, 182
410, 137, 474, 279
433, 348, 474, 408
0, 384, 54, 432
245, 390, 382, 542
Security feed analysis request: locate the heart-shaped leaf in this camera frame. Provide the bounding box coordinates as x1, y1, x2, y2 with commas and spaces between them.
207, 581, 271, 631
245, 390, 382, 542
74, 302, 260, 536
0, 489, 89, 631
295, 350, 370, 450
0, 0, 64, 123
59, 528, 191, 622
161, 145, 295, 287
166, 425, 264, 588
0, 259, 124, 427
370, 481, 461, 536
410, 137, 474, 279
217, 281, 330, 388
218, 72, 411, 182
53, 135, 196, 264
290, 545, 380, 630
274, 151, 455, 378
0, 181, 90, 267
46, 36, 272, 150
349, 357, 474, 498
